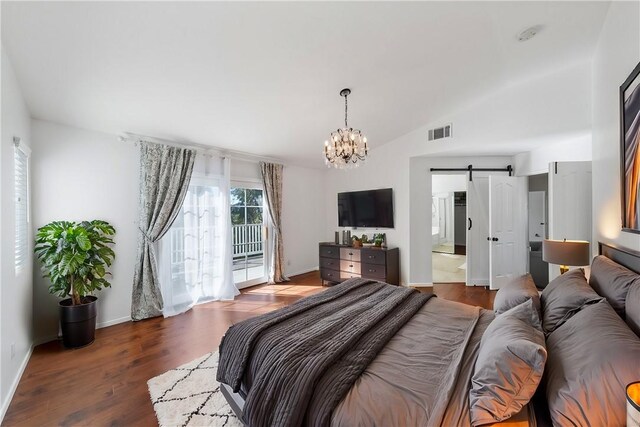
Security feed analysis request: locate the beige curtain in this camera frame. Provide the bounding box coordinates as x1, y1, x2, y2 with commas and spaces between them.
260, 162, 289, 283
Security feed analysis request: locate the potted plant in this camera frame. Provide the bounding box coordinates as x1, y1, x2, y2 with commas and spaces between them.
374, 233, 386, 247
35, 220, 115, 348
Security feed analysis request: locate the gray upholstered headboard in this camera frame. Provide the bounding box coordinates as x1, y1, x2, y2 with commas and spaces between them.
598, 241, 640, 274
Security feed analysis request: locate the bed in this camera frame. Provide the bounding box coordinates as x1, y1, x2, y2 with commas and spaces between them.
216, 242, 640, 427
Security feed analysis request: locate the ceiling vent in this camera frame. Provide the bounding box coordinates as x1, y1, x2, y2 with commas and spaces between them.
428, 124, 452, 142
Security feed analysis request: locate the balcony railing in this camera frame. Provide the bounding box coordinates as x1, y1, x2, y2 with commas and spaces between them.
232, 224, 263, 257
170, 224, 263, 263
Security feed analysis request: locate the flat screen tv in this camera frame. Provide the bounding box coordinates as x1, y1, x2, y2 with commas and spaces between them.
338, 188, 394, 228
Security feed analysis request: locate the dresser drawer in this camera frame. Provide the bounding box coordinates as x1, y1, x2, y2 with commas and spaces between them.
321, 268, 340, 282
361, 263, 386, 280
320, 257, 340, 270
339, 247, 361, 262
340, 259, 361, 274
340, 270, 361, 280
361, 249, 386, 265
319, 245, 340, 259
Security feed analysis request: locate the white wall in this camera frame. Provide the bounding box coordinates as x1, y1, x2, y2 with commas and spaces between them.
1, 49, 33, 419
514, 135, 592, 177
31, 120, 139, 343
282, 165, 326, 276
432, 174, 467, 194
592, 1, 640, 253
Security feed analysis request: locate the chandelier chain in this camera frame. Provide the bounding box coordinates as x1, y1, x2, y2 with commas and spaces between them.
344, 93, 348, 128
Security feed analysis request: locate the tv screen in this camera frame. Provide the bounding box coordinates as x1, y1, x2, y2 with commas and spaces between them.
338, 188, 394, 228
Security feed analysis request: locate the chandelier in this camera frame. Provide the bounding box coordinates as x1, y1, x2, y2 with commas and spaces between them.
323, 88, 368, 168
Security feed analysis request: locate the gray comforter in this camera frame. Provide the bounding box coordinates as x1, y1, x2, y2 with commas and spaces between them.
332, 296, 495, 426
217, 278, 433, 427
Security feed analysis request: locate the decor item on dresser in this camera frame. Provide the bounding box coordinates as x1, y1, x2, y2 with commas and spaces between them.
323, 88, 368, 169
351, 236, 363, 248
34, 220, 116, 348
319, 242, 399, 285
620, 60, 640, 232
542, 239, 590, 274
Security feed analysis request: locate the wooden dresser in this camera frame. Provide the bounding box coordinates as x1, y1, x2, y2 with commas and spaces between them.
318, 243, 399, 285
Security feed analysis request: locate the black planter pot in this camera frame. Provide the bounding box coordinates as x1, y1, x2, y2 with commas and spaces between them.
59, 296, 98, 348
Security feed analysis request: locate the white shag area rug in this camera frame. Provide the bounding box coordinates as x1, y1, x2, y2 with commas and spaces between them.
147, 352, 243, 427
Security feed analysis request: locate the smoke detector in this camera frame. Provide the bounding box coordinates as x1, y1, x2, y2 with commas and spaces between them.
517, 25, 543, 42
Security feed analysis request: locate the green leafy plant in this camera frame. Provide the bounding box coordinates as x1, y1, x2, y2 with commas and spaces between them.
35, 220, 116, 305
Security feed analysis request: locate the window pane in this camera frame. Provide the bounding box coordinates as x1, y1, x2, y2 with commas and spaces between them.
246, 189, 263, 207
230, 188, 245, 207
231, 207, 245, 225
246, 207, 263, 225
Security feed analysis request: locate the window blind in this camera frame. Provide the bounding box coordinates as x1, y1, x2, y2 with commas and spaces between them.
15, 144, 29, 271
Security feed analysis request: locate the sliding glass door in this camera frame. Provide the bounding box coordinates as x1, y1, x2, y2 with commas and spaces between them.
230, 183, 268, 288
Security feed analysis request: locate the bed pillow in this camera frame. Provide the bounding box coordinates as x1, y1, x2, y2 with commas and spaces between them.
469, 299, 546, 425
545, 299, 640, 426
493, 274, 540, 316
627, 283, 640, 337
589, 255, 640, 318
540, 268, 602, 335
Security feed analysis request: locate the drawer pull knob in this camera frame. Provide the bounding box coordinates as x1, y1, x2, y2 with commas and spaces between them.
369, 269, 375, 272
349, 264, 353, 268
349, 252, 353, 255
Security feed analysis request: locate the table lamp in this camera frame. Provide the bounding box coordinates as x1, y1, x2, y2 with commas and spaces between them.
542, 239, 590, 274
628, 381, 640, 427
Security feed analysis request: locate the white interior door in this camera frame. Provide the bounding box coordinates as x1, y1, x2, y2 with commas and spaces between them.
548, 161, 592, 280
489, 175, 528, 290
466, 177, 490, 286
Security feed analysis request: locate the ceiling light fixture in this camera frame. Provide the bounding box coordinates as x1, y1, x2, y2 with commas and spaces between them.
324, 88, 368, 169
517, 25, 543, 42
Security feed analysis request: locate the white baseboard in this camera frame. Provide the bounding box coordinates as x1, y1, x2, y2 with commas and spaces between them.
97, 316, 130, 329
0, 345, 33, 424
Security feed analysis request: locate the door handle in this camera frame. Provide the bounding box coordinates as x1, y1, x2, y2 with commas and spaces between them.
492, 237, 499, 242
468, 218, 472, 230
487, 237, 491, 241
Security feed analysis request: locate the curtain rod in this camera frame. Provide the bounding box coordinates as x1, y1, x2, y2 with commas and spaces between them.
430, 164, 513, 181
118, 132, 286, 166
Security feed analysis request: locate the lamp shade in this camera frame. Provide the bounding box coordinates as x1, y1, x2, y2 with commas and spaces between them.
628, 382, 640, 427
542, 239, 590, 266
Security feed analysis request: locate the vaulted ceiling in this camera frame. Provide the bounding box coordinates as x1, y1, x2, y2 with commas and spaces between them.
2, 1, 610, 166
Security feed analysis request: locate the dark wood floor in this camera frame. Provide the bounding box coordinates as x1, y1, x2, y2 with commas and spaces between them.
3, 272, 494, 426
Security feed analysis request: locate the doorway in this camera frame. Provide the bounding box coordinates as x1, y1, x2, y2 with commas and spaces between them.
432, 175, 467, 283
528, 173, 548, 288
230, 183, 269, 288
